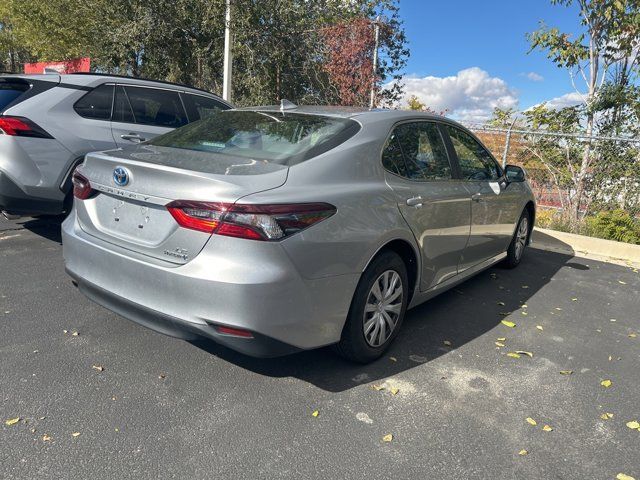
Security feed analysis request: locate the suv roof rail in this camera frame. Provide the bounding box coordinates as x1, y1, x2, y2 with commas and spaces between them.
68, 72, 227, 101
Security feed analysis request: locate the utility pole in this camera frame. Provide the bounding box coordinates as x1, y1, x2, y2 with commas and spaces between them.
369, 16, 381, 110
222, 0, 233, 102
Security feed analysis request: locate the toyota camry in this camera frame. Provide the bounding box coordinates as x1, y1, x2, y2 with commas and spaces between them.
62, 104, 535, 363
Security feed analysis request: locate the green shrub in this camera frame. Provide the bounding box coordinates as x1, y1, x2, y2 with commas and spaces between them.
585, 210, 640, 244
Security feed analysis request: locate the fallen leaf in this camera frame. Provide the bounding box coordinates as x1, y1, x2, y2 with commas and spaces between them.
490, 273, 497, 279
536, 325, 544, 331
521, 285, 529, 289
542, 425, 553, 432
497, 301, 505, 306
629, 333, 637, 338
92, 365, 104, 372
30, 428, 36, 433
515, 351, 534, 358
443, 340, 452, 346
497, 337, 506, 341
389, 357, 397, 362
495, 342, 505, 347
555, 307, 562, 311
42, 434, 51, 442
507, 352, 521, 358
158, 374, 166, 379
5, 417, 20, 426
596, 329, 602, 333
526, 417, 537, 426
71, 331, 79, 336
521, 311, 528, 316
499, 312, 511, 316
518, 449, 528, 456
616, 474, 635, 480
501, 320, 516, 328
601, 413, 614, 420
521, 304, 528, 308
72, 432, 81, 437
571, 298, 577, 302
626, 420, 640, 430
389, 388, 399, 395
609, 355, 613, 361
311, 410, 319, 418
610, 319, 617, 322
372, 384, 385, 391
63, 330, 68, 334
382, 434, 393, 442
560, 370, 573, 375
618, 280, 627, 285
601, 379, 612, 388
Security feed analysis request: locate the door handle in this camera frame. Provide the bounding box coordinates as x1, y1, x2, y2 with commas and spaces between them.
120, 133, 146, 143
472, 193, 483, 202
406, 196, 423, 207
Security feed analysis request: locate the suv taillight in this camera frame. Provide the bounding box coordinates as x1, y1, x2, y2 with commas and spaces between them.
166, 201, 336, 241
0, 116, 53, 138
72, 170, 95, 200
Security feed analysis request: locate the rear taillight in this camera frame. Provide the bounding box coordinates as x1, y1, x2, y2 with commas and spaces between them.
72, 170, 95, 200
166, 201, 336, 241
0, 116, 53, 138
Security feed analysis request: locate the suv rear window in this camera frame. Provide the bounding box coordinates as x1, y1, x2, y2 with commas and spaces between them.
148, 110, 360, 166
0, 79, 31, 111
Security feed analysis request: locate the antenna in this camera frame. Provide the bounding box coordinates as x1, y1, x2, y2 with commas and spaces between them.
280, 99, 298, 112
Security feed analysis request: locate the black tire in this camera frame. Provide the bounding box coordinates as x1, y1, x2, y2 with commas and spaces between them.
503, 210, 531, 269
333, 250, 409, 363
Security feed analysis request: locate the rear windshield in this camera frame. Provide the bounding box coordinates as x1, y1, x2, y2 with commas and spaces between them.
148, 110, 360, 166
0, 79, 31, 111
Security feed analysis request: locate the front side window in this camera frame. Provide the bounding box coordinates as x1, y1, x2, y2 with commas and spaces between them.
148, 110, 360, 166
445, 125, 500, 181
74, 84, 113, 120
123, 86, 188, 128
381, 122, 452, 181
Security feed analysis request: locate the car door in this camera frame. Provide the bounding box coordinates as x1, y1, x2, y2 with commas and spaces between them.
443, 125, 521, 271
71, 83, 118, 152
111, 85, 188, 147
383, 121, 471, 290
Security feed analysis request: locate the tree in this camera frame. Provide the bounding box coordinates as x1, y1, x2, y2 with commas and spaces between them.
406, 95, 425, 110
527, 0, 640, 223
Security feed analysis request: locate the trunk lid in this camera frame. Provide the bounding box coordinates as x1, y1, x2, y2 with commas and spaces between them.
75, 144, 288, 264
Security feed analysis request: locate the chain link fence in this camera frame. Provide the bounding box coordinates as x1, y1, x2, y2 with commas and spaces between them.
463, 122, 640, 243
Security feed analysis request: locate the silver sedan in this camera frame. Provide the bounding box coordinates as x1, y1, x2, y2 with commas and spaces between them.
62, 105, 535, 363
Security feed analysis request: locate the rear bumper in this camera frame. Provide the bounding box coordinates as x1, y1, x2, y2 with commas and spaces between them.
62, 211, 360, 356
0, 171, 63, 215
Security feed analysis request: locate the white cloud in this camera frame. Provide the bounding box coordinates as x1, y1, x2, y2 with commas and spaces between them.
392, 67, 519, 122
524, 72, 544, 82
536, 92, 584, 110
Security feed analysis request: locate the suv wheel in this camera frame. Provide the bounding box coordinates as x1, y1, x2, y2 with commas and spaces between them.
334, 251, 409, 363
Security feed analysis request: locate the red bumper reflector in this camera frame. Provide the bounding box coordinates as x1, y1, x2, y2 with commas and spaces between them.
215, 325, 254, 338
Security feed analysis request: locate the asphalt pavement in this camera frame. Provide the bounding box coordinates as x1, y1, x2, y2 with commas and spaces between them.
1, 216, 639, 480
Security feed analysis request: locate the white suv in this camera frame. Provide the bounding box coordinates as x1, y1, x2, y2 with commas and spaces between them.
0, 73, 231, 217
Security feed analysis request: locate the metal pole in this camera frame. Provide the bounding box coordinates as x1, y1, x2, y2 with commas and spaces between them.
501, 117, 517, 169
369, 16, 381, 110
222, 0, 233, 102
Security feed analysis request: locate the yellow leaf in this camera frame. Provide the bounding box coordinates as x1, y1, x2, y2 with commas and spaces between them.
521, 311, 528, 316
63, 330, 68, 334
92, 365, 104, 372
601, 413, 614, 420
311, 410, 319, 418
555, 307, 562, 311
616, 474, 635, 480
521, 285, 529, 289
518, 449, 528, 456
390, 387, 399, 395
495, 342, 505, 347
372, 384, 385, 391
501, 320, 516, 328
497, 337, 506, 341
5, 417, 20, 426
515, 351, 534, 358
382, 434, 393, 442
72, 331, 79, 336
629, 333, 637, 338
618, 280, 626, 285
526, 417, 537, 426
443, 340, 452, 346
42, 434, 51, 442
609, 355, 613, 361
626, 420, 640, 430
536, 325, 543, 331
72, 432, 81, 437
521, 304, 528, 308
601, 379, 612, 388
571, 298, 577, 301
507, 352, 521, 358
559, 370, 573, 375
497, 301, 505, 306
542, 425, 553, 432
389, 357, 397, 362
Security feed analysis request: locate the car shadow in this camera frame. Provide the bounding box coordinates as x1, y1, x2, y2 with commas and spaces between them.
1, 215, 63, 243
191, 244, 582, 393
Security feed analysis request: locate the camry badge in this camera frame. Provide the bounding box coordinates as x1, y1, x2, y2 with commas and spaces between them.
113, 166, 131, 187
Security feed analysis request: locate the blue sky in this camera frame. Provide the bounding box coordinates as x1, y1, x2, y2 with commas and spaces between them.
395, 0, 586, 120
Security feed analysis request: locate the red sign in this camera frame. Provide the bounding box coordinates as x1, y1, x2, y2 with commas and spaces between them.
24, 58, 90, 74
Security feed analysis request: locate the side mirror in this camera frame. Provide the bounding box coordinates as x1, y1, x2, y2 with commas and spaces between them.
505, 165, 525, 183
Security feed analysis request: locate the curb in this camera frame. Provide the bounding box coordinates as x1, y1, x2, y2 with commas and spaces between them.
531, 227, 640, 267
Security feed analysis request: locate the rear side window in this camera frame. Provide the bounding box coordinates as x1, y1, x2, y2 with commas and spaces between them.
382, 122, 452, 181
0, 79, 31, 111
123, 86, 187, 128
148, 110, 360, 166
182, 93, 228, 121
74, 84, 114, 120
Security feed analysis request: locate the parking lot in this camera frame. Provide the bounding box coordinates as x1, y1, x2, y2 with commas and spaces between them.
1, 216, 639, 480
